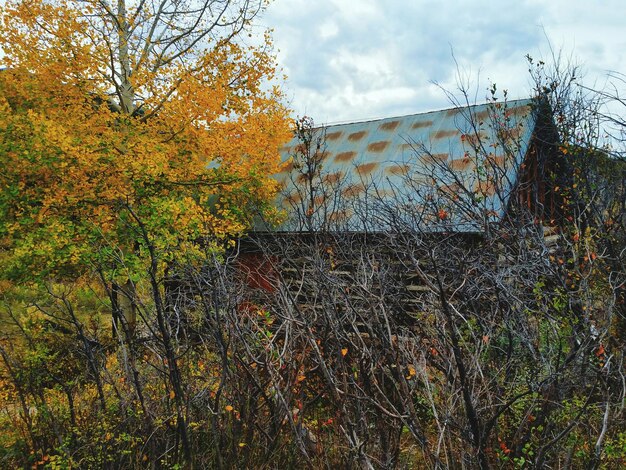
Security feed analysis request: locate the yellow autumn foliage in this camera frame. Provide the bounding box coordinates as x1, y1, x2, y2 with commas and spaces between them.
0, 0, 291, 282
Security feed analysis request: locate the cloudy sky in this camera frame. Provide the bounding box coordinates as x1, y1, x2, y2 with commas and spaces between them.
258, 0, 626, 124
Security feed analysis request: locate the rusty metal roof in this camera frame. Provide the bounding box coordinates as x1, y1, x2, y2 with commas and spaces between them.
272, 99, 537, 232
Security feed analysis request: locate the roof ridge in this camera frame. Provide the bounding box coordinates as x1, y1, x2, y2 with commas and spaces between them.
314, 97, 533, 129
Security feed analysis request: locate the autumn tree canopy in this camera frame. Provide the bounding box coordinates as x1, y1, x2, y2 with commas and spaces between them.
0, 0, 291, 283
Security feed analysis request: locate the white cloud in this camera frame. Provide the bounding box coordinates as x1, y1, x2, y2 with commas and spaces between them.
261, 0, 626, 123
318, 20, 340, 40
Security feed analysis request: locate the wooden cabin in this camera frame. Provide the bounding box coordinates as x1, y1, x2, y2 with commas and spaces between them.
235, 98, 565, 318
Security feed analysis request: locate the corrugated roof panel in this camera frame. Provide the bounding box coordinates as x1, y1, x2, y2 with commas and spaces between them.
273, 99, 536, 232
